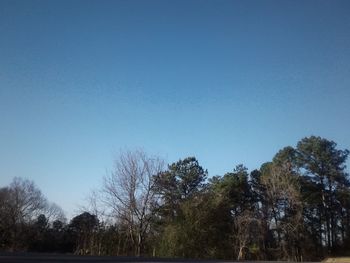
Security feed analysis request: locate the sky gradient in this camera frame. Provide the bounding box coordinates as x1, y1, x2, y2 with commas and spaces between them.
1, 0, 350, 218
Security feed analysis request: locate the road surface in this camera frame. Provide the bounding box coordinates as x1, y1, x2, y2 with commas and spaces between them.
0, 253, 319, 263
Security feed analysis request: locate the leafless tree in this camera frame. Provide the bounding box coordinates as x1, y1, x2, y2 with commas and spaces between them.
44, 202, 67, 224
9, 177, 47, 222
82, 189, 107, 222
0, 177, 47, 250
79, 189, 108, 255
0, 187, 12, 247
262, 164, 303, 261
103, 150, 164, 256
233, 211, 263, 260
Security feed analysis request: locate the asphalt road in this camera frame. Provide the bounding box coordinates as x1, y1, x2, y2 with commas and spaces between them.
0, 254, 228, 263
0, 254, 320, 263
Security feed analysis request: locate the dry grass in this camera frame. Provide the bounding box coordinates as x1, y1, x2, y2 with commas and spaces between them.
323, 258, 350, 263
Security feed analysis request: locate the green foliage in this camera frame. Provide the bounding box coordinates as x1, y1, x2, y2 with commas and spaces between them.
0, 136, 349, 261
154, 157, 207, 220
155, 157, 207, 200
297, 136, 350, 255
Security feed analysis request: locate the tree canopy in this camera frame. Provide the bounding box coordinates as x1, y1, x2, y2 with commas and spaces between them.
0, 136, 349, 260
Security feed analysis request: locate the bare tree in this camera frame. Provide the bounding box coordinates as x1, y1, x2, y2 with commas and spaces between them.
262, 164, 303, 261
233, 211, 262, 260
44, 202, 67, 224
80, 189, 108, 255
0, 187, 12, 248
0, 177, 47, 250
103, 150, 164, 256
9, 177, 47, 222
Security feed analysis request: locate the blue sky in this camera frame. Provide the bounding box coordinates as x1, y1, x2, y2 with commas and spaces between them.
1, 0, 350, 218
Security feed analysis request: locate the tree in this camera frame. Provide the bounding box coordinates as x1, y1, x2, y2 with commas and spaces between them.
154, 157, 208, 219
219, 164, 253, 216
29, 214, 49, 252
0, 177, 47, 250
103, 150, 164, 256
0, 187, 12, 249
8, 177, 47, 222
44, 202, 66, 224
234, 211, 262, 260
261, 162, 303, 261
297, 136, 349, 253
154, 157, 213, 258
211, 165, 258, 260
69, 212, 99, 255
273, 146, 298, 170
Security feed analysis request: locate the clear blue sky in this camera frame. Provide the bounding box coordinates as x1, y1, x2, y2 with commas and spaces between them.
1, 0, 350, 218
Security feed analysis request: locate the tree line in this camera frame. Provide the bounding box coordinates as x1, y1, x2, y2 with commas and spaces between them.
0, 136, 349, 261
